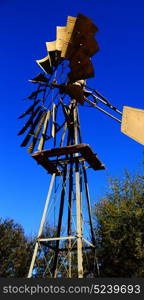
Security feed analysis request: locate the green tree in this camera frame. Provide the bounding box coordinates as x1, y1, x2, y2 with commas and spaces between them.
32, 223, 58, 278
0, 218, 33, 277
94, 172, 144, 277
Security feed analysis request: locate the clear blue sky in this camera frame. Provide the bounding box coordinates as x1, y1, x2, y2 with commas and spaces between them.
0, 0, 144, 236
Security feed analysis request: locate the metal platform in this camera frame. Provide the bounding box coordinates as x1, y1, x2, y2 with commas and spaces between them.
32, 143, 105, 175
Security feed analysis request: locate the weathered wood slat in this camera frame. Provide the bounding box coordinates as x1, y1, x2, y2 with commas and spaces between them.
32, 154, 61, 176
38, 110, 51, 151
32, 143, 105, 172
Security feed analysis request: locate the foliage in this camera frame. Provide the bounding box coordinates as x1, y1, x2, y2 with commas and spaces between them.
94, 171, 144, 277
0, 218, 33, 277
32, 223, 58, 278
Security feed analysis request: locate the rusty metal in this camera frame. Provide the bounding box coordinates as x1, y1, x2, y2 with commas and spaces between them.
27, 174, 56, 278
29, 73, 49, 84
18, 106, 42, 136
121, 106, 144, 145
20, 111, 45, 147
36, 56, 53, 74
65, 13, 99, 82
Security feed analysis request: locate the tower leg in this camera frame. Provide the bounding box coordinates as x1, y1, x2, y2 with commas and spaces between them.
52, 167, 67, 277
67, 158, 73, 278
27, 174, 55, 278
77, 108, 100, 276
75, 161, 83, 278
73, 102, 83, 278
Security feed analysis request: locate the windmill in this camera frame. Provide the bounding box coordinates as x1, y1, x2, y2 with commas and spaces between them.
18, 13, 144, 278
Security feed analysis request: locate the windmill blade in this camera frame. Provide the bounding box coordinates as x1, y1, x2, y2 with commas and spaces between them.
26, 89, 46, 100
56, 26, 66, 52
37, 28, 66, 73
20, 110, 44, 147
60, 13, 99, 82
65, 22, 98, 59
69, 55, 94, 82
27, 112, 47, 153
36, 56, 53, 74
28, 73, 49, 84
61, 16, 76, 58
121, 106, 144, 145
46, 41, 61, 67
18, 100, 40, 119
35, 14, 98, 82
18, 106, 42, 135
38, 110, 51, 151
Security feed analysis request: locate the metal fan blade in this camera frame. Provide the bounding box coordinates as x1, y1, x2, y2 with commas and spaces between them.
28, 73, 49, 84
38, 110, 51, 151
18, 106, 41, 135
18, 100, 40, 119
69, 55, 94, 82
61, 13, 99, 82
65, 13, 99, 59
36, 56, 53, 74
121, 106, 144, 145
20, 110, 44, 147
27, 112, 47, 153
46, 41, 61, 67
26, 89, 46, 100
61, 16, 76, 58
56, 26, 66, 52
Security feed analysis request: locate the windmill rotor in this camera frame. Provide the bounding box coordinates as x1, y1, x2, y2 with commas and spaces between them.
18, 13, 100, 154
19, 13, 144, 149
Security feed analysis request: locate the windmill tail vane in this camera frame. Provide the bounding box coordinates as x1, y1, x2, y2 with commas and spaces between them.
18, 13, 144, 279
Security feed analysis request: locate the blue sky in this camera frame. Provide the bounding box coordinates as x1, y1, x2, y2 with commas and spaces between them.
0, 0, 144, 236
